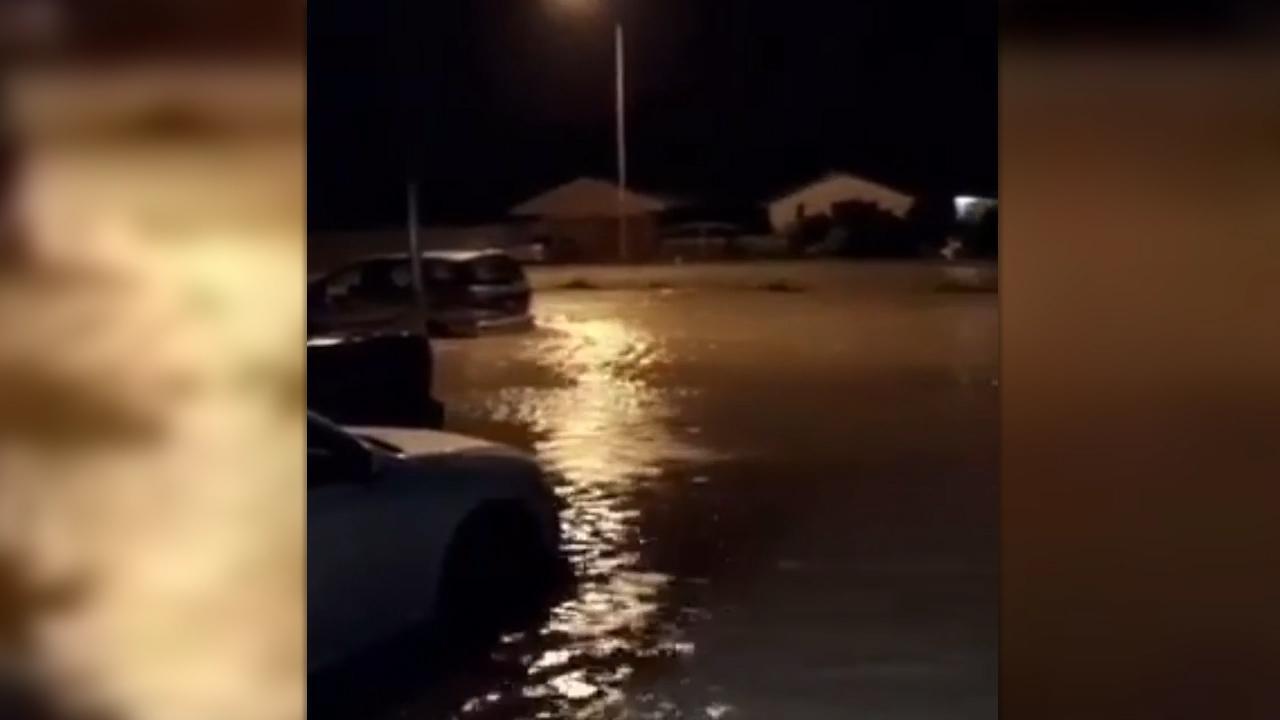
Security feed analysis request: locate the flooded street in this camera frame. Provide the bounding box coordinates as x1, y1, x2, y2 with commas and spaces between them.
407, 268, 997, 719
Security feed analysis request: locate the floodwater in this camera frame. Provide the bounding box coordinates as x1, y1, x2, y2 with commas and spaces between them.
394, 269, 997, 719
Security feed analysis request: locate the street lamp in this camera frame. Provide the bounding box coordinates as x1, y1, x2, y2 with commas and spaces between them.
614, 19, 628, 263
558, 0, 628, 262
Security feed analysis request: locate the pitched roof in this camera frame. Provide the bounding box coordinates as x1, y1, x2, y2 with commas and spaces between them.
511, 177, 670, 218
768, 171, 913, 205
765, 171, 917, 219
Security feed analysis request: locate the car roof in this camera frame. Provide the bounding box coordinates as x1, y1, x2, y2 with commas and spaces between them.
311, 249, 518, 283
358, 249, 511, 264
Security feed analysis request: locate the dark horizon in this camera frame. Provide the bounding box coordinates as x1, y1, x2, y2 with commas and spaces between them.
308, 0, 996, 231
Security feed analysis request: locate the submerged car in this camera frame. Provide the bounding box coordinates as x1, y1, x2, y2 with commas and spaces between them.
308, 249, 533, 338
307, 412, 564, 672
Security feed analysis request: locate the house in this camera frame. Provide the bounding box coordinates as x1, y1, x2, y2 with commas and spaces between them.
511, 177, 670, 262
766, 172, 916, 236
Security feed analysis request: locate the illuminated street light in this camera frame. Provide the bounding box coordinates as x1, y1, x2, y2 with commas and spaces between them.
614, 19, 628, 263
556, 0, 628, 262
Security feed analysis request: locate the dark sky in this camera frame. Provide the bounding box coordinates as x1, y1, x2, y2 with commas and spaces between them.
308, 0, 996, 231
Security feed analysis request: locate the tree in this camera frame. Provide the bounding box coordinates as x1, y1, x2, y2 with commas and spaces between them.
788, 214, 833, 255
831, 200, 908, 258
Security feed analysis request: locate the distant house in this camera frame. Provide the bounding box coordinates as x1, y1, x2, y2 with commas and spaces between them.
511, 177, 670, 262
766, 172, 916, 236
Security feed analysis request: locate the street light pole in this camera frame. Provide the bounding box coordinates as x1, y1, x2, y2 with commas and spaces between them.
614, 20, 628, 263
406, 180, 429, 332
400, 0, 430, 337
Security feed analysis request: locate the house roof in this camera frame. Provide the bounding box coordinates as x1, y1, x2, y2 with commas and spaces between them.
511, 177, 670, 218
763, 171, 918, 220
767, 171, 914, 205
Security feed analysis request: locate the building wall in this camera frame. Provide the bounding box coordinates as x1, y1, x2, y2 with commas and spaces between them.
530, 215, 660, 262
768, 175, 916, 235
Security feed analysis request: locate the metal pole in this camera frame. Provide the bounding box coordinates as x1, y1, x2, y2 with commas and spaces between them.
615, 21, 628, 263
406, 180, 429, 331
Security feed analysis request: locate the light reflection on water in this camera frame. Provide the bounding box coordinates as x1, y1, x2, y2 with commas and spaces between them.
456, 314, 719, 719
418, 286, 1000, 720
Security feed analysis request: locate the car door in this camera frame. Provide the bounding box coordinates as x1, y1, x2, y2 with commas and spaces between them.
308, 416, 464, 670
307, 417, 422, 667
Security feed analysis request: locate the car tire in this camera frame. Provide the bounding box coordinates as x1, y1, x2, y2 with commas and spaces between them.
437, 502, 554, 647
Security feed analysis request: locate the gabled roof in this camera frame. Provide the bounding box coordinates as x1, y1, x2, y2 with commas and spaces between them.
763, 171, 917, 220
511, 177, 670, 218
767, 171, 913, 205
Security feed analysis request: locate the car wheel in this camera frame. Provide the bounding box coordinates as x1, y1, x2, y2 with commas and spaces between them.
437, 502, 554, 647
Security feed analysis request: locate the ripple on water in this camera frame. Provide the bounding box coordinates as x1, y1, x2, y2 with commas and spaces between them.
450, 315, 723, 719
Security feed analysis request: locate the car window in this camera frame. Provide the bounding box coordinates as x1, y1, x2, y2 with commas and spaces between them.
324, 268, 361, 303
465, 256, 522, 284
357, 261, 415, 304
424, 259, 457, 284
325, 261, 416, 307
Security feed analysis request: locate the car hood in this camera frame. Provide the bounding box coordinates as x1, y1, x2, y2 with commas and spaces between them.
347, 425, 556, 516
347, 425, 501, 457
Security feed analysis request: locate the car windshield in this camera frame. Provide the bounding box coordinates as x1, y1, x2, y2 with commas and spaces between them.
423, 259, 458, 284
463, 255, 522, 284
352, 433, 403, 455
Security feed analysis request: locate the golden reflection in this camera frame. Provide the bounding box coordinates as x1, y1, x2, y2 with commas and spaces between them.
466, 314, 718, 717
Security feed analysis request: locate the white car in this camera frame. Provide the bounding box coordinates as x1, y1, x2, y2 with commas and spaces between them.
307, 413, 563, 673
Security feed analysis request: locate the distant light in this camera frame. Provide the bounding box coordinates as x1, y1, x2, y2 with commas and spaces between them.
954, 195, 995, 222
955, 196, 981, 217
307, 337, 343, 347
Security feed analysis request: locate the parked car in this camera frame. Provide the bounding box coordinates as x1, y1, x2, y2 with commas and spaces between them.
307, 412, 565, 672
308, 249, 533, 338
504, 242, 548, 265
307, 330, 444, 429
659, 222, 745, 259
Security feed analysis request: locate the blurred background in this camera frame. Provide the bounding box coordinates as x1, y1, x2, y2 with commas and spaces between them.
0, 2, 304, 720
1001, 1, 1280, 717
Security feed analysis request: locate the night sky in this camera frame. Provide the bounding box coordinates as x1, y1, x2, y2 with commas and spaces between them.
308, 0, 996, 231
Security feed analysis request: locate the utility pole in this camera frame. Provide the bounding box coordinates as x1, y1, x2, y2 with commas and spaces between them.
406, 181, 428, 332
614, 20, 628, 263
400, 0, 429, 335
